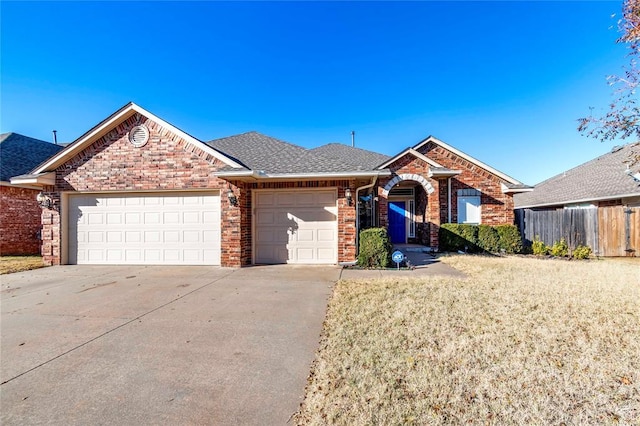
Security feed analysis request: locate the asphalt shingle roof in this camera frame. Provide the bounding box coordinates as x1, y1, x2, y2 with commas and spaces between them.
207, 132, 386, 174
309, 143, 391, 170
0, 133, 63, 182
514, 142, 640, 208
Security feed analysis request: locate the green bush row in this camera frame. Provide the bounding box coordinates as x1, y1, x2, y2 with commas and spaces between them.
439, 224, 523, 254
357, 228, 392, 268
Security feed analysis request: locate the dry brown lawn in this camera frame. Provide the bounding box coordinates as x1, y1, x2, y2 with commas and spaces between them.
295, 255, 640, 425
0, 256, 45, 275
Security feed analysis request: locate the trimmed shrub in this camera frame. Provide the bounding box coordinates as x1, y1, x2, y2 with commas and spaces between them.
573, 245, 592, 260
532, 236, 548, 256
550, 238, 569, 257
496, 224, 524, 254
357, 228, 392, 268
440, 223, 523, 254
478, 225, 500, 253
459, 225, 479, 252
439, 224, 479, 252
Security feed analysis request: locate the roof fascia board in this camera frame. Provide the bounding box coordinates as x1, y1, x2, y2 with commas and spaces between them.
501, 183, 534, 194
216, 170, 391, 179
408, 148, 444, 168
429, 169, 462, 178
33, 103, 243, 174
0, 180, 41, 190
33, 104, 136, 174
516, 192, 640, 209
376, 147, 443, 169
10, 172, 56, 186
261, 171, 391, 179
415, 136, 523, 186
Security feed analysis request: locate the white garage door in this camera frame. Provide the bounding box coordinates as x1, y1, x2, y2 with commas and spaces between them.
254, 189, 337, 264
68, 192, 220, 265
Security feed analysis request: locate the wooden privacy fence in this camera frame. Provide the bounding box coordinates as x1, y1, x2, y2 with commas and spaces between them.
515, 206, 640, 257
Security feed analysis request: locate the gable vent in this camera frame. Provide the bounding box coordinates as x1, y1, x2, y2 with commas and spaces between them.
129, 125, 150, 148
389, 187, 415, 197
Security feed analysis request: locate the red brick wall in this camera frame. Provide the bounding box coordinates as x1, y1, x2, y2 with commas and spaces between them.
43, 113, 358, 266
379, 142, 517, 248
244, 180, 356, 263
379, 158, 442, 247
419, 142, 515, 225
0, 185, 42, 255
45, 113, 244, 266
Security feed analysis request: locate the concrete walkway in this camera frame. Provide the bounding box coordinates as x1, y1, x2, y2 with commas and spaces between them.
340, 251, 466, 280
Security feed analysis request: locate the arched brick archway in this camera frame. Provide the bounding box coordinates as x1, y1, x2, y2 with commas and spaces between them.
381, 173, 435, 197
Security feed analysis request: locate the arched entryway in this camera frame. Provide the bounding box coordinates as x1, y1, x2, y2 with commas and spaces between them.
381, 174, 435, 244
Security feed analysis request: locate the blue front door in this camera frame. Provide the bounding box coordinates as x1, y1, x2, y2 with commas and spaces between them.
388, 201, 406, 244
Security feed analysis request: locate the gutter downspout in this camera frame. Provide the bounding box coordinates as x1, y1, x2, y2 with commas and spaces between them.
447, 177, 452, 223
348, 177, 377, 263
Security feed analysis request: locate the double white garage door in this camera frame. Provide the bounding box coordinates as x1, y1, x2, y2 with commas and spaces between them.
68, 192, 221, 265
67, 189, 338, 265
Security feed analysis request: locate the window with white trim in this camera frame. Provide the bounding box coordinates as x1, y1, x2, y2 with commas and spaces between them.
457, 189, 481, 224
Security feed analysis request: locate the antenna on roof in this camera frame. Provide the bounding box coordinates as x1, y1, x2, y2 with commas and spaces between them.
52, 130, 58, 145
351, 130, 355, 147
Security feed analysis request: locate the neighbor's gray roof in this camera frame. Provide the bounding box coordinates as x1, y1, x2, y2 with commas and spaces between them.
0, 133, 63, 182
514, 142, 640, 208
207, 131, 385, 174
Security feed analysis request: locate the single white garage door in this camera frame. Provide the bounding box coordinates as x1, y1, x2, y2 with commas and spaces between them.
254, 189, 337, 264
68, 192, 220, 265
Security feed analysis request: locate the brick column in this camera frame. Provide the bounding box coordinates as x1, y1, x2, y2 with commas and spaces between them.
41, 190, 61, 265
338, 182, 357, 262
427, 179, 440, 248
220, 183, 242, 267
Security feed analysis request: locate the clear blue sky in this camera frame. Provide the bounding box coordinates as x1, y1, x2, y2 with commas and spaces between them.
0, 1, 631, 185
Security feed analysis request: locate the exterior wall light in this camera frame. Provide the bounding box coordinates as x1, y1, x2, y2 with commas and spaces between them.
227, 189, 238, 206
345, 188, 353, 206
36, 192, 54, 209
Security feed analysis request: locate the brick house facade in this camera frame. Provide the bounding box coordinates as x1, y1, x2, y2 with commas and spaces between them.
0, 186, 43, 255
376, 137, 524, 248
11, 103, 528, 267
1, 133, 63, 255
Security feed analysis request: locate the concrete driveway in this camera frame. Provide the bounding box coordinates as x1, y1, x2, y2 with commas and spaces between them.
1, 265, 339, 425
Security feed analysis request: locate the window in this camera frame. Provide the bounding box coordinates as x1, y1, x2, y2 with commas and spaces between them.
457, 189, 481, 224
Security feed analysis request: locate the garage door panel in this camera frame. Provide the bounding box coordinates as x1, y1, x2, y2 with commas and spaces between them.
296, 229, 314, 242
316, 192, 336, 205
254, 190, 337, 264
125, 212, 141, 224
276, 193, 296, 205
164, 212, 180, 224
318, 229, 335, 242
69, 192, 220, 265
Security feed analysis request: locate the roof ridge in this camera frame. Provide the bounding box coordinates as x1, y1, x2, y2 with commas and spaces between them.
311, 142, 388, 156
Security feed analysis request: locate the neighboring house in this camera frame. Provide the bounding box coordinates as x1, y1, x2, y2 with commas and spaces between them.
514, 143, 640, 256
514, 142, 640, 210
1, 133, 63, 255
11, 102, 530, 266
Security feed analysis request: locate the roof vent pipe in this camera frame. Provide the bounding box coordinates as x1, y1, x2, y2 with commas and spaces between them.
52, 130, 58, 145
351, 130, 355, 147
